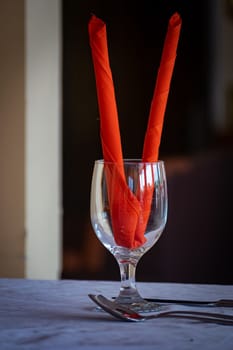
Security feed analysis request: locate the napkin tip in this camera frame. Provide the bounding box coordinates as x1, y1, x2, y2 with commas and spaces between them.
88, 13, 106, 33
89, 13, 98, 22
170, 12, 182, 26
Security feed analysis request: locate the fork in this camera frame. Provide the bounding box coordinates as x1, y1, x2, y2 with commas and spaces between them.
89, 294, 233, 325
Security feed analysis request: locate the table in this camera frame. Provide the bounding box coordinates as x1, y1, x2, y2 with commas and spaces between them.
0, 278, 232, 349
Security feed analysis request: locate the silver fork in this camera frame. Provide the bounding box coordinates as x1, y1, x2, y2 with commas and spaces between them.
88, 294, 233, 325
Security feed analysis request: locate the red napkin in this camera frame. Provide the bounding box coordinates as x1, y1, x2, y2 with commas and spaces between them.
88, 15, 124, 174
88, 13, 182, 248
142, 12, 182, 162
135, 12, 182, 238
88, 15, 144, 248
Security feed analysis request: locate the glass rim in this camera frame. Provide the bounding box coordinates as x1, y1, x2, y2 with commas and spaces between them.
95, 159, 164, 165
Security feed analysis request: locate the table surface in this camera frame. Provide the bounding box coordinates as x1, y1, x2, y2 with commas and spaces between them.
0, 278, 232, 350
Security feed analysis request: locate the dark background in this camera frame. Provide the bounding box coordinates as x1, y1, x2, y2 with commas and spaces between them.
61, 0, 233, 284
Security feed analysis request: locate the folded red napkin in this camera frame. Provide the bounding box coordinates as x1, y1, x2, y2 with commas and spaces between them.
135, 12, 182, 238
88, 15, 144, 248
88, 13, 182, 248
88, 15, 124, 176
142, 12, 182, 162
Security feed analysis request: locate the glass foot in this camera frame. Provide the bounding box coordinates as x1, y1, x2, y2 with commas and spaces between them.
127, 300, 166, 313
113, 295, 167, 313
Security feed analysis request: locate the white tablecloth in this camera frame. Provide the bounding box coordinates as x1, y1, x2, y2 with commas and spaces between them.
0, 278, 232, 349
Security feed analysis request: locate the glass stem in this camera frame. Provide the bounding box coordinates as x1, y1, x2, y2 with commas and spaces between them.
115, 258, 144, 304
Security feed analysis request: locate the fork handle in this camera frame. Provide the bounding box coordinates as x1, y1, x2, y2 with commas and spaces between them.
145, 298, 233, 307
162, 310, 233, 320
158, 313, 233, 326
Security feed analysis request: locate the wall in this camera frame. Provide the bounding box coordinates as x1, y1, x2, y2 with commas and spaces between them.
210, 0, 233, 131
0, 0, 25, 277
0, 0, 62, 279
25, 0, 62, 279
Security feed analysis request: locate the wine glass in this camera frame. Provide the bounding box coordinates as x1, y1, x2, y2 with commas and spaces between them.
90, 159, 168, 312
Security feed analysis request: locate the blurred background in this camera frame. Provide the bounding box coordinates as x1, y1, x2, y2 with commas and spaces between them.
0, 0, 232, 284
62, 0, 233, 284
